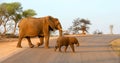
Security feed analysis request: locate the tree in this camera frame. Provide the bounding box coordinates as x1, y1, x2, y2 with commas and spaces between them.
0, 3, 10, 34
0, 2, 37, 35
79, 19, 91, 35
22, 9, 37, 17
8, 2, 23, 34
68, 18, 91, 35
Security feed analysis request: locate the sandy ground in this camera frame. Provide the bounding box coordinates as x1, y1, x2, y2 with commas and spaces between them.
0, 37, 57, 62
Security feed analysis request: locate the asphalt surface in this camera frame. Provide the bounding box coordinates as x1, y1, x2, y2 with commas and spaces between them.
1, 35, 120, 63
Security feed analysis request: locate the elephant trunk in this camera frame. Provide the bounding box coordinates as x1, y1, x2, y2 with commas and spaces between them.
59, 29, 63, 37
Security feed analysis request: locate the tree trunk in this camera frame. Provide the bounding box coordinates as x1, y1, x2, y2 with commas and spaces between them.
2, 17, 9, 35
82, 30, 86, 35
12, 23, 17, 35
3, 24, 7, 35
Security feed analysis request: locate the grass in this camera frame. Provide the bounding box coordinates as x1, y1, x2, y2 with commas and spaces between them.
110, 39, 120, 56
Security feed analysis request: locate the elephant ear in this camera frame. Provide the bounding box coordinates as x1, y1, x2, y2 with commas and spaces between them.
45, 16, 55, 31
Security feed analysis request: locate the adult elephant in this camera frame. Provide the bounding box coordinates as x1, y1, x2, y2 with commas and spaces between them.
17, 16, 62, 48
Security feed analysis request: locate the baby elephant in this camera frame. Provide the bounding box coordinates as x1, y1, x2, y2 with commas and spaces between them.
55, 37, 79, 52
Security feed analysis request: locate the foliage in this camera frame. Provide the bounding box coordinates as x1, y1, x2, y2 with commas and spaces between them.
23, 9, 37, 17
0, 2, 37, 35
68, 18, 91, 34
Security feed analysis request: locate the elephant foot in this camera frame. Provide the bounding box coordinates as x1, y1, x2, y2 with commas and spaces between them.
44, 46, 49, 49
59, 50, 62, 52
16, 45, 22, 48
54, 48, 57, 51
36, 42, 43, 47
54, 46, 58, 51
29, 44, 34, 48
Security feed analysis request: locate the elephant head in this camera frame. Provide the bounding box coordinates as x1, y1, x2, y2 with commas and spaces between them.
45, 16, 63, 36
75, 40, 79, 47
69, 37, 79, 47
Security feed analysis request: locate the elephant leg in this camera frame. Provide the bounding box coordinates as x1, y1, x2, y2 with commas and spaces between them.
17, 37, 23, 48
59, 46, 62, 52
70, 44, 75, 52
36, 37, 44, 47
64, 45, 68, 52
44, 36, 49, 48
26, 37, 34, 48
54, 45, 58, 51
39, 37, 44, 45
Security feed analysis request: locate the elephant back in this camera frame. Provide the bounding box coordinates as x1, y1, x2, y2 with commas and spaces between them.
18, 17, 44, 37
57, 37, 69, 46
69, 37, 78, 44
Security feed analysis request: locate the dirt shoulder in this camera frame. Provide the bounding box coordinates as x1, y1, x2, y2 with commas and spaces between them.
0, 38, 24, 61
0, 37, 57, 62
110, 39, 120, 56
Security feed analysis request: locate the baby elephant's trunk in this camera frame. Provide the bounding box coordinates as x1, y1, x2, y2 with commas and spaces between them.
73, 37, 79, 47
76, 42, 79, 47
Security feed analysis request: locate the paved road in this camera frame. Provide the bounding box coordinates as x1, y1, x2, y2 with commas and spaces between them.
1, 35, 120, 63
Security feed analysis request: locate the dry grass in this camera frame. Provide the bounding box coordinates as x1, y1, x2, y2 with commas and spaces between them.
110, 39, 120, 56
